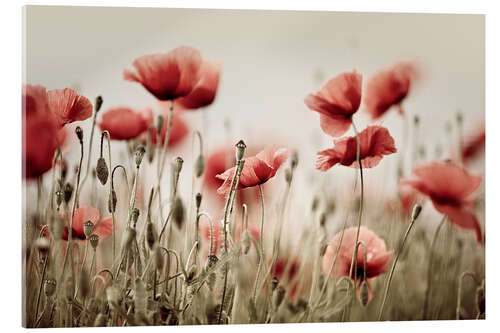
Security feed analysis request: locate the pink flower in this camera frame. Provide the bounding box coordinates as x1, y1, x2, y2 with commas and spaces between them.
305, 71, 362, 137
99, 107, 153, 140
462, 125, 485, 163
400, 161, 483, 243
216, 145, 289, 195
322, 226, 393, 302
316, 125, 397, 171
123, 46, 202, 101
23, 84, 60, 179
176, 60, 221, 110
47, 88, 93, 127
364, 62, 418, 119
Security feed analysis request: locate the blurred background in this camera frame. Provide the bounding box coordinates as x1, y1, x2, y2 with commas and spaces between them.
24, 6, 485, 226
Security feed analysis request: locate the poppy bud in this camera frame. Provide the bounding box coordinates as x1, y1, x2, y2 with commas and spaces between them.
89, 234, 99, 250
35, 238, 50, 259
414, 115, 420, 127
153, 245, 164, 270
291, 151, 299, 170
146, 222, 157, 250
156, 115, 164, 134
235, 140, 246, 161
44, 279, 57, 297
187, 265, 197, 282
106, 286, 120, 309
83, 221, 94, 239
456, 112, 463, 125
273, 286, 286, 309
195, 192, 202, 209
55, 190, 63, 208
411, 204, 422, 221
96, 157, 109, 185
108, 189, 117, 213
147, 132, 155, 163
194, 154, 205, 178
63, 182, 73, 204
359, 280, 370, 306
135, 145, 146, 166
75, 126, 83, 143
285, 168, 292, 184
271, 277, 279, 292
241, 229, 251, 255
95, 95, 103, 112
172, 196, 185, 229
131, 208, 140, 227
319, 212, 327, 227
319, 237, 328, 257
79, 268, 90, 299
121, 227, 137, 251
173, 156, 184, 175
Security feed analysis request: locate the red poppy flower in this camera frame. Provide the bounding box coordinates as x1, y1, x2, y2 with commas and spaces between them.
398, 184, 423, 218
364, 62, 418, 119
149, 111, 189, 148
204, 148, 234, 194
47, 88, 93, 127
400, 162, 483, 243
216, 145, 289, 195
123, 46, 202, 101
176, 60, 221, 110
462, 126, 485, 163
53, 206, 114, 241
99, 107, 153, 140
316, 125, 397, 171
323, 226, 393, 302
305, 71, 362, 137
23, 84, 60, 179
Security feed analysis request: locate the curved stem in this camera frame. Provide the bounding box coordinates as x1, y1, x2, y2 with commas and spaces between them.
251, 185, 265, 303
378, 210, 420, 320
422, 216, 447, 319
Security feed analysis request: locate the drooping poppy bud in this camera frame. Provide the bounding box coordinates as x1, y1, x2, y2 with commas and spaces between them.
235, 140, 246, 162
96, 157, 109, 185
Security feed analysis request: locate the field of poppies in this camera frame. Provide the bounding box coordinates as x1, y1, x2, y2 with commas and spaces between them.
22, 45, 485, 327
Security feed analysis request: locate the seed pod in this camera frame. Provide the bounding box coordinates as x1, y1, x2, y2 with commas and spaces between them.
273, 286, 286, 309
319, 236, 328, 257
89, 234, 99, 250
153, 246, 164, 271
131, 208, 140, 227
241, 229, 251, 255
359, 280, 370, 306
195, 192, 202, 209
83, 221, 94, 239
43, 279, 57, 297
194, 154, 205, 178
79, 268, 90, 299
235, 140, 246, 161
96, 157, 109, 185
411, 204, 422, 221
271, 277, 279, 292
311, 196, 319, 212
95, 95, 103, 112
146, 222, 157, 250
61, 158, 68, 180
147, 133, 155, 163
108, 189, 117, 213
173, 156, 184, 175
63, 182, 74, 204
414, 115, 420, 126
186, 265, 197, 282
65, 276, 75, 302
75, 126, 83, 143
172, 196, 185, 229
319, 212, 327, 228
135, 145, 146, 166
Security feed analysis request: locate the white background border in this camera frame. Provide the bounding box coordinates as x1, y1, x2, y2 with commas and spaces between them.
1, 1, 498, 332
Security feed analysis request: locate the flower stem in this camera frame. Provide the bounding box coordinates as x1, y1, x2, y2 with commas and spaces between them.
378, 210, 421, 320
251, 185, 265, 303
422, 215, 447, 319
80, 104, 99, 193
